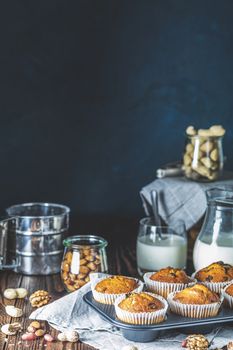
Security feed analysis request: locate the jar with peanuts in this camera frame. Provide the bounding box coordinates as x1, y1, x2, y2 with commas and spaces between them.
183, 134, 224, 182
61, 235, 108, 292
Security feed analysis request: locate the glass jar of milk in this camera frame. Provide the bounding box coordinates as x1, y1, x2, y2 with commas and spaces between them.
193, 188, 233, 271
136, 218, 187, 276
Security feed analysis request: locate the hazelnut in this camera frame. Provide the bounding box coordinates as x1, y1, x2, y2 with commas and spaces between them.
79, 258, 87, 265
87, 262, 96, 271
29, 321, 41, 329
35, 329, 45, 337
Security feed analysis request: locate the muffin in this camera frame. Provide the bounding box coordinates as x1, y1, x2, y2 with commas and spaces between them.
222, 283, 233, 308
91, 275, 143, 304
194, 261, 233, 293
167, 284, 223, 318
115, 292, 168, 325
173, 284, 219, 304
143, 267, 196, 298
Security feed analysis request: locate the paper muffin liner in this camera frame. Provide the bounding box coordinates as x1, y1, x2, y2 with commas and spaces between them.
167, 291, 223, 318
191, 272, 232, 294
91, 275, 144, 305
222, 283, 233, 308
143, 272, 196, 298
114, 292, 168, 325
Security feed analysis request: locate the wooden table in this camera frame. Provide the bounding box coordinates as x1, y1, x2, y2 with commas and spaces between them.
0, 241, 138, 350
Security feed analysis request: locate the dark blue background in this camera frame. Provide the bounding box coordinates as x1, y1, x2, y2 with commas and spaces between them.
0, 0, 233, 234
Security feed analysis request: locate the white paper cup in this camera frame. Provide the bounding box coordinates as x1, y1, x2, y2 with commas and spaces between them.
167, 291, 223, 318
192, 272, 232, 294
143, 272, 196, 298
222, 283, 233, 308
91, 275, 144, 304
114, 292, 168, 325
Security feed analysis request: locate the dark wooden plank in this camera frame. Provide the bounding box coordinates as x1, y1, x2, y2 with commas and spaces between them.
0, 243, 139, 350
4, 275, 46, 350
0, 271, 23, 350
0, 270, 97, 350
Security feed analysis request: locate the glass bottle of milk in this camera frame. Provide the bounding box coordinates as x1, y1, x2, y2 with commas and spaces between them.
193, 188, 233, 271
136, 218, 187, 276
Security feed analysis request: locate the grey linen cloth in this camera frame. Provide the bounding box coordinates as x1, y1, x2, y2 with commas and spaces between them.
140, 173, 233, 230
29, 273, 233, 350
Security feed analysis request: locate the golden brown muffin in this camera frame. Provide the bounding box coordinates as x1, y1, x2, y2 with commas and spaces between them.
195, 261, 233, 283
173, 284, 220, 305
225, 284, 233, 296
150, 267, 192, 284
118, 292, 164, 313
95, 276, 138, 294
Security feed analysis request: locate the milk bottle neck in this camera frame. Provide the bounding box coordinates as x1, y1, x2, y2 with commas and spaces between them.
199, 201, 233, 245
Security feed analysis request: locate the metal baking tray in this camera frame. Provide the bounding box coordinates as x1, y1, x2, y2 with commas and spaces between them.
83, 291, 233, 342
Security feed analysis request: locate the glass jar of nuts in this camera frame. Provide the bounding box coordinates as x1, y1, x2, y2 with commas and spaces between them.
183, 125, 225, 182
61, 235, 108, 292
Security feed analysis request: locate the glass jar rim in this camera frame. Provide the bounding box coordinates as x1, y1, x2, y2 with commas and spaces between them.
139, 217, 185, 229
6, 202, 70, 218
139, 217, 167, 229
186, 134, 223, 140
63, 234, 108, 249
206, 188, 233, 209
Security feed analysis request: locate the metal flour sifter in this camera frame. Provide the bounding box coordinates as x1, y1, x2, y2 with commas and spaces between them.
0, 202, 70, 275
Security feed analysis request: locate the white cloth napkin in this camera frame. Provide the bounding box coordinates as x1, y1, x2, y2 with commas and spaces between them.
29, 274, 233, 350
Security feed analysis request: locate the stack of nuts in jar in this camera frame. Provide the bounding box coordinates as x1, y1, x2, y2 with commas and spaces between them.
183, 125, 225, 181
61, 247, 102, 292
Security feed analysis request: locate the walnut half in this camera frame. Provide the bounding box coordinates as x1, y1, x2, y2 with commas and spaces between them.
29, 290, 51, 308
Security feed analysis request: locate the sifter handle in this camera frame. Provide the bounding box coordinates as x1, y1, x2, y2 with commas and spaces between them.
0, 217, 19, 270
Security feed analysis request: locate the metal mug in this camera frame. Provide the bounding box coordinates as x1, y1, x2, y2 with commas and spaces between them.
0, 202, 70, 275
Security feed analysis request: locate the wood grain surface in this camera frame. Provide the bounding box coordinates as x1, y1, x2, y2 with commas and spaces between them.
0, 242, 139, 350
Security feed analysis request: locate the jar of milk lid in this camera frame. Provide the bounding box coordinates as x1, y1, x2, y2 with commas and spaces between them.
193, 188, 233, 270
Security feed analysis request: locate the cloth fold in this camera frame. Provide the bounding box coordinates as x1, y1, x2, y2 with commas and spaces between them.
140, 174, 233, 230
30, 273, 233, 350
